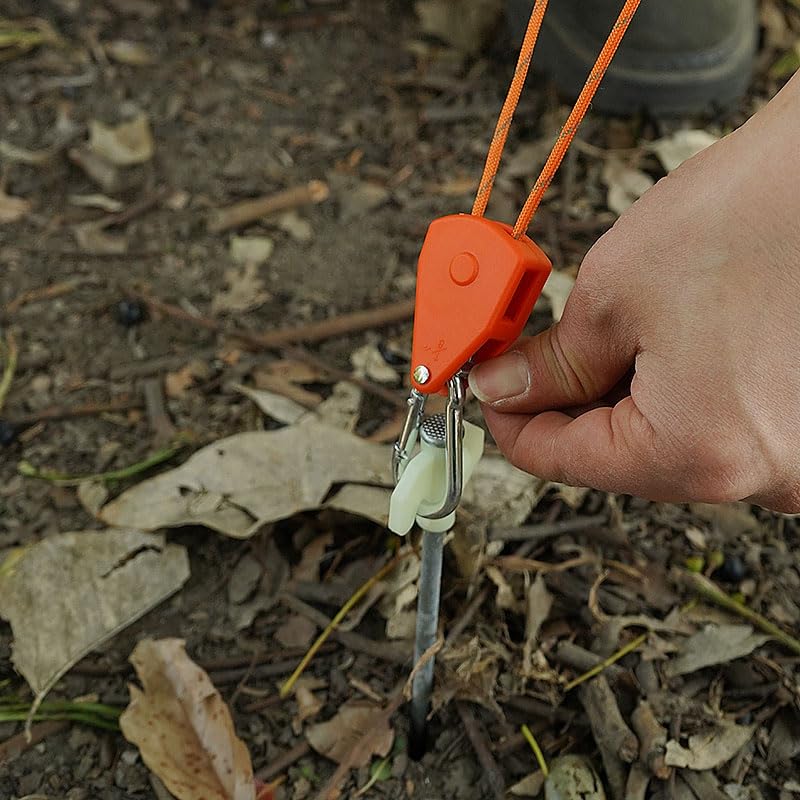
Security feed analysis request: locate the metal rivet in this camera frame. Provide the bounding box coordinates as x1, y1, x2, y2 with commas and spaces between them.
413, 365, 430, 384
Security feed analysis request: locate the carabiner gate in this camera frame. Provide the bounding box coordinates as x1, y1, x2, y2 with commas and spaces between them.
392, 371, 468, 520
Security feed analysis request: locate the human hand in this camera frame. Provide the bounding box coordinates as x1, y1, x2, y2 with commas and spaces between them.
468, 72, 800, 513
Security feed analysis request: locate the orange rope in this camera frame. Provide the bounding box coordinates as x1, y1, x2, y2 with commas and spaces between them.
469, 0, 641, 237
471, 0, 549, 218
513, 0, 641, 238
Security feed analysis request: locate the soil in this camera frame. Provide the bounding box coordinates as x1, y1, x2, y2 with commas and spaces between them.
1, 2, 799, 799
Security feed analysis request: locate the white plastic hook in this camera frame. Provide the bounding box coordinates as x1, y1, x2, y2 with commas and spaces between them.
388, 419, 484, 535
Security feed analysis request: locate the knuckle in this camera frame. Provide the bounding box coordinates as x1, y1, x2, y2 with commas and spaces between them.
678, 435, 764, 503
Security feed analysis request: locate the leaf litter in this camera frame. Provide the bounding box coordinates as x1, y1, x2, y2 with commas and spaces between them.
120, 638, 260, 800
0, 530, 189, 709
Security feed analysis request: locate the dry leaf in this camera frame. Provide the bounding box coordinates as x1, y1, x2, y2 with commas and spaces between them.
99, 421, 393, 538
293, 532, 333, 582
486, 565, 519, 611
337, 181, 389, 222
69, 193, 124, 212
545, 755, 605, 800
88, 113, 154, 166
229, 235, 274, 266
542, 269, 575, 322
602, 156, 654, 216
315, 381, 362, 431
522, 573, 553, 673
325, 483, 392, 527
0, 188, 32, 223
212, 263, 271, 314
665, 624, 769, 677
120, 638, 255, 800
73, 222, 128, 254
293, 683, 324, 733
274, 614, 317, 649
273, 210, 313, 242
689, 502, 760, 538
0, 530, 189, 704
165, 365, 197, 398
665, 721, 756, 770
77, 479, 109, 518
649, 129, 719, 173
306, 701, 393, 766
350, 343, 400, 385
0, 139, 52, 165
228, 539, 288, 630
415, 0, 504, 56
106, 39, 155, 65
234, 384, 309, 425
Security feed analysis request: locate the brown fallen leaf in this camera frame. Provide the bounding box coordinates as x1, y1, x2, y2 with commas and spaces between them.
665, 721, 756, 771
305, 701, 394, 766
212, 263, 271, 315
0, 187, 32, 223
120, 638, 256, 800
106, 39, 156, 65
274, 614, 317, 649
88, 113, 154, 166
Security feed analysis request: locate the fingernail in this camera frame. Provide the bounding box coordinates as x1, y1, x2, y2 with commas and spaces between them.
468, 351, 530, 403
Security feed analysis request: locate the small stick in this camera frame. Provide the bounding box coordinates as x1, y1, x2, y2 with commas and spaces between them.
579, 675, 639, 763
563, 633, 647, 692
98, 186, 169, 229
315, 686, 405, 800
553, 640, 626, 682
208, 180, 329, 233
6, 397, 144, 426
0, 720, 69, 763
625, 764, 650, 800
4, 279, 82, 315
579, 680, 630, 800
631, 700, 671, 780
0, 331, 18, 413
255, 740, 311, 781
279, 594, 408, 664
279, 551, 410, 697
456, 702, 506, 800
143, 377, 175, 443
263, 11, 353, 32
492, 554, 595, 574
490, 513, 608, 542
502, 695, 580, 726
444, 584, 490, 647
679, 570, 800, 656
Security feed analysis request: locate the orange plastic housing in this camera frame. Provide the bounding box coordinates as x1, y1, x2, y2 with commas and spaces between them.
410, 214, 552, 394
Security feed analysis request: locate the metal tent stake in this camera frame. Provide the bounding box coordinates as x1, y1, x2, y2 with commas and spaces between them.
409, 528, 445, 752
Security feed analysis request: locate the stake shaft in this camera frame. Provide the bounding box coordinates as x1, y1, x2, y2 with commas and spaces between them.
410, 530, 445, 746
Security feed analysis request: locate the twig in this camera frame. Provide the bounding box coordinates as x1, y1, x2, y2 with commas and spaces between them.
3, 279, 83, 315
552, 641, 625, 683
579, 677, 633, 800
456, 702, 505, 800
279, 551, 410, 697
563, 633, 647, 692
315, 685, 405, 800
521, 723, 549, 777
631, 700, 671, 780
108, 350, 218, 381
18, 442, 183, 486
0, 331, 18, 413
6, 397, 144, 426
255, 740, 311, 781
98, 186, 169, 229
263, 10, 353, 32
130, 290, 413, 404
0, 720, 69, 764
625, 764, 650, 800
492, 554, 596, 574
279, 594, 408, 664
490, 513, 608, 542
444, 584, 490, 647
502, 695, 581, 726
679, 570, 800, 656
143, 377, 175, 443
579, 676, 639, 763
208, 181, 329, 233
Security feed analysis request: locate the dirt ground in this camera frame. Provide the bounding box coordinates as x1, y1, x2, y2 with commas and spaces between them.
2, 1, 800, 799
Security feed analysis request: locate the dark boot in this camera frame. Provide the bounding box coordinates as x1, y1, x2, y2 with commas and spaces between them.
507, 0, 758, 115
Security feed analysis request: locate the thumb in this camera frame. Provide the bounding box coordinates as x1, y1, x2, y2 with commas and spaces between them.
468, 286, 636, 414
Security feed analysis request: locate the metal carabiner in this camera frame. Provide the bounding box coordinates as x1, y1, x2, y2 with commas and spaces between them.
392, 370, 468, 520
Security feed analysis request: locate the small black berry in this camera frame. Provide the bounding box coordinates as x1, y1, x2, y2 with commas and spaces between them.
713, 553, 747, 583
0, 420, 18, 447
114, 299, 147, 327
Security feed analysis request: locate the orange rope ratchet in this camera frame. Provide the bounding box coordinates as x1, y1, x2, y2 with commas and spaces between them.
408, 0, 641, 396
